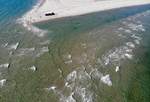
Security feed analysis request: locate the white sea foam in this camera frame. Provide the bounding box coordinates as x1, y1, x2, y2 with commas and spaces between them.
0, 63, 9, 68
46, 86, 76, 102
64, 54, 72, 59
118, 27, 124, 31
80, 53, 89, 64
68, 54, 72, 59
39, 40, 50, 45
45, 86, 56, 91
125, 53, 133, 59
64, 54, 73, 64
0, 79, 6, 87
17, 19, 47, 37
52, 62, 109, 101
63, 67, 93, 102
131, 35, 142, 45
90, 68, 103, 80
58, 68, 63, 74
118, 33, 126, 38
8, 42, 19, 50
66, 70, 77, 82
75, 87, 93, 102
17, 48, 35, 56
127, 23, 145, 32
28, 25, 47, 37
81, 43, 87, 49
65, 82, 69, 87
134, 39, 140, 45
126, 42, 135, 48
36, 46, 49, 57
1, 43, 8, 48
131, 34, 142, 40
115, 66, 120, 72
118, 26, 133, 34
78, 70, 91, 83
126, 48, 133, 53
60, 92, 76, 102
101, 74, 112, 86
102, 46, 133, 65
124, 29, 132, 33
29, 66, 37, 72
40, 46, 49, 52
64, 60, 73, 64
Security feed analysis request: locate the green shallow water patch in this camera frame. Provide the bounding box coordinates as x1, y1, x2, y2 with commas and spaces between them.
124, 27, 150, 102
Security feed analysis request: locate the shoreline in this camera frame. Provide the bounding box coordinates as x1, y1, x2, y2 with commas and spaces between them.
21, 0, 150, 24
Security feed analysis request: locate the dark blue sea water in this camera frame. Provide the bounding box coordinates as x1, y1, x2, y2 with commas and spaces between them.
0, 0, 36, 25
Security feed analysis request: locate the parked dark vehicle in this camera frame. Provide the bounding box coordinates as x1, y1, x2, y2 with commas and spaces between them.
45, 12, 55, 16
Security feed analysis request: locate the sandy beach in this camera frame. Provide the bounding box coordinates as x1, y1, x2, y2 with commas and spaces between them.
21, 0, 150, 24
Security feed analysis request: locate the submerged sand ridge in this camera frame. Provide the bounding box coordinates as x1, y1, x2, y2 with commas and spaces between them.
21, 0, 150, 23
